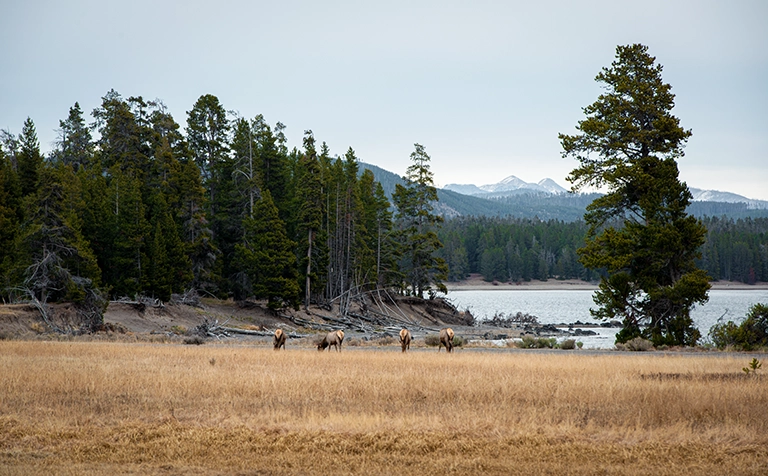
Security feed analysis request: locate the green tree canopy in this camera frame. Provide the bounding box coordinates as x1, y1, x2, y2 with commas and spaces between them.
560, 44, 710, 346
392, 143, 448, 297
235, 190, 299, 310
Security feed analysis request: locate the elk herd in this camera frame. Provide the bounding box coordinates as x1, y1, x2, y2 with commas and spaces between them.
273, 327, 455, 353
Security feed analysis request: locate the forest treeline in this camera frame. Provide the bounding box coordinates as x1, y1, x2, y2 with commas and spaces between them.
436, 216, 768, 284
0, 91, 450, 317
1, 91, 766, 318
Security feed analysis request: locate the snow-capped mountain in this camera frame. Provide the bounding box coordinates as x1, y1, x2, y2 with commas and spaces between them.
689, 188, 768, 210
445, 175, 568, 196
537, 178, 569, 195
444, 177, 768, 210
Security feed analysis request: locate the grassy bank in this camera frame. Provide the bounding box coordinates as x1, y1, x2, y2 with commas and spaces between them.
1, 341, 767, 474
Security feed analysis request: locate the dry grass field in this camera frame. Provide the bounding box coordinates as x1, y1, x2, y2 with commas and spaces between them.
1, 341, 767, 475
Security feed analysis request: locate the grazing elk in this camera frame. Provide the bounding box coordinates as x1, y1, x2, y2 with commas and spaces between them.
317, 330, 345, 352
399, 328, 412, 353
439, 327, 455, 353
273, 328, 286, 350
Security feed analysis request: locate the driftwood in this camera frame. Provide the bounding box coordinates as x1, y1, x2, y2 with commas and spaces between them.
194, 317, 231, 339
111, 296, 165, 310
220, 327, 303, 339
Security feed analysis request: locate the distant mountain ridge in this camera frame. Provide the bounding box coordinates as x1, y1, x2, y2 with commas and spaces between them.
446, 175, 768, 210
359, 162, 768, 221
689, 188, 768, 209
444, 175, 568, 196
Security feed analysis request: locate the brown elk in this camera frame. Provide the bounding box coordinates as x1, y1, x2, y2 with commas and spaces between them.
399, 328, 412, 353
439, 327, 455, 353
273, 328, 286, 350
317, 330, 345, 352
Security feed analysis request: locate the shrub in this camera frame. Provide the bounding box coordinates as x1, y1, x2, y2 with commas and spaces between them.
516, 336, 536, 348
375, 335, 396, 346
560, 339, 576, 350
453, 335, 465, 348
624, 337, 654, 351
424, 334, 440, 347
184, 336, 205, 345
516, 336, 556, 349
709, 303, 768, 351
170, 325, 187, 335
576, 341, 583, 349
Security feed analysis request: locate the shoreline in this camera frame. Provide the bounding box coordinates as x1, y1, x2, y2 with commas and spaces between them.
445, 276, 768, 292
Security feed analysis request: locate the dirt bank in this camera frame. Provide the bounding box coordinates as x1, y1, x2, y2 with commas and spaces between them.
445, 273, 768, 292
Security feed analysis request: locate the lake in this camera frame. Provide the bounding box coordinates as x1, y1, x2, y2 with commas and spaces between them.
448, 289, 768, 349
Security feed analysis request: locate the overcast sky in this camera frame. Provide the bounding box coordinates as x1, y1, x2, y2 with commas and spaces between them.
2, 0, 767, 200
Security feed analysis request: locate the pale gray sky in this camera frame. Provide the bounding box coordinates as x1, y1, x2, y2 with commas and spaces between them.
2, 0, 767, 199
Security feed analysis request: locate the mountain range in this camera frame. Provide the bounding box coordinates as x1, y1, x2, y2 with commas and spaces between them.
446, 176, 768, 208
359, 163, 768, 221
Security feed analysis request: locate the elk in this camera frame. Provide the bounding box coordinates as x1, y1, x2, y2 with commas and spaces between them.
317, 329, 345, 352
439, 327, 455, 353
399, 328, 412, 353
273, 328, 286, 350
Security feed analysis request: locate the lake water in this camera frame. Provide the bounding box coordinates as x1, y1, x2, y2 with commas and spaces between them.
448, 289, 768, 349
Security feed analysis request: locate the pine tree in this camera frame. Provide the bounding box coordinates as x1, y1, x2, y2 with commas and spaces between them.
559, 44, 710, 346
17, 117, 43, 198
92, 90, 151, 179
52, 102, 93, 171
235, 190, 299, 310
295, 131, 328, 308
186, 95, 230, 294
392, 143, 448, 297
11, 163, 105, 331
0, 149, 19, 284
254, 116, 290, 220
102, 167, 151, 297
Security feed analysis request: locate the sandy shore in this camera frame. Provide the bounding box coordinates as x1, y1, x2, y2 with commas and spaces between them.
445, 274, 768, 292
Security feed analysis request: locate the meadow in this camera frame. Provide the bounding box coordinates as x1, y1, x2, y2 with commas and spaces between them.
1, 340, 767, 475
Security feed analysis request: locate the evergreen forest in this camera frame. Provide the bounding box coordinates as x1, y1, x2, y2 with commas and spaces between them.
435, 216, 768, 285
1, 91, 766, 318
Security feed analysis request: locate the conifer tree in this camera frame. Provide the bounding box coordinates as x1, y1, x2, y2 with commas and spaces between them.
17, 117, 43, 198
296, 131, 328, 308
235, 190, 299, 310
52, 102, 93, 171
559, 44, 710, 346
92, 90, 151, 179
102, 167, 151, 297
392, 144, 448, 297
0, 150, 19, 284
255, 116, 290, 220
11, 163, 105, 330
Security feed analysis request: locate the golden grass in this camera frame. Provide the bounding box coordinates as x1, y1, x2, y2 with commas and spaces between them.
1, 341, 767, 475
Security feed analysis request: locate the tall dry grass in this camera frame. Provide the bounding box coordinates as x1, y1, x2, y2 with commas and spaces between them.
1, 341, 767, 475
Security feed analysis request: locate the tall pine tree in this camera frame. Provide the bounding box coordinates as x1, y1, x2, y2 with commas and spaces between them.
392, 144, 448, 297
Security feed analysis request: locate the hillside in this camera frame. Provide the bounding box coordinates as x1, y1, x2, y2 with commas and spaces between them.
361, 162, 768, 221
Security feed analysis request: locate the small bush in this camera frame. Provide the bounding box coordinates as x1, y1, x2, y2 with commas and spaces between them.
184, 336, 205, 345
560, 339, 576, 350
375, 335, 396, 346
542, 337, 557, 349
516, 336, 536, 348
170, 325, 187, 335
424, 334, 440, 347
30, 322, 46, 334
453, 335, 465, 348
516, 336, 557, 349
623, 337, 654, 351
576, 341, 583, 349
709, 303, 768, 351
